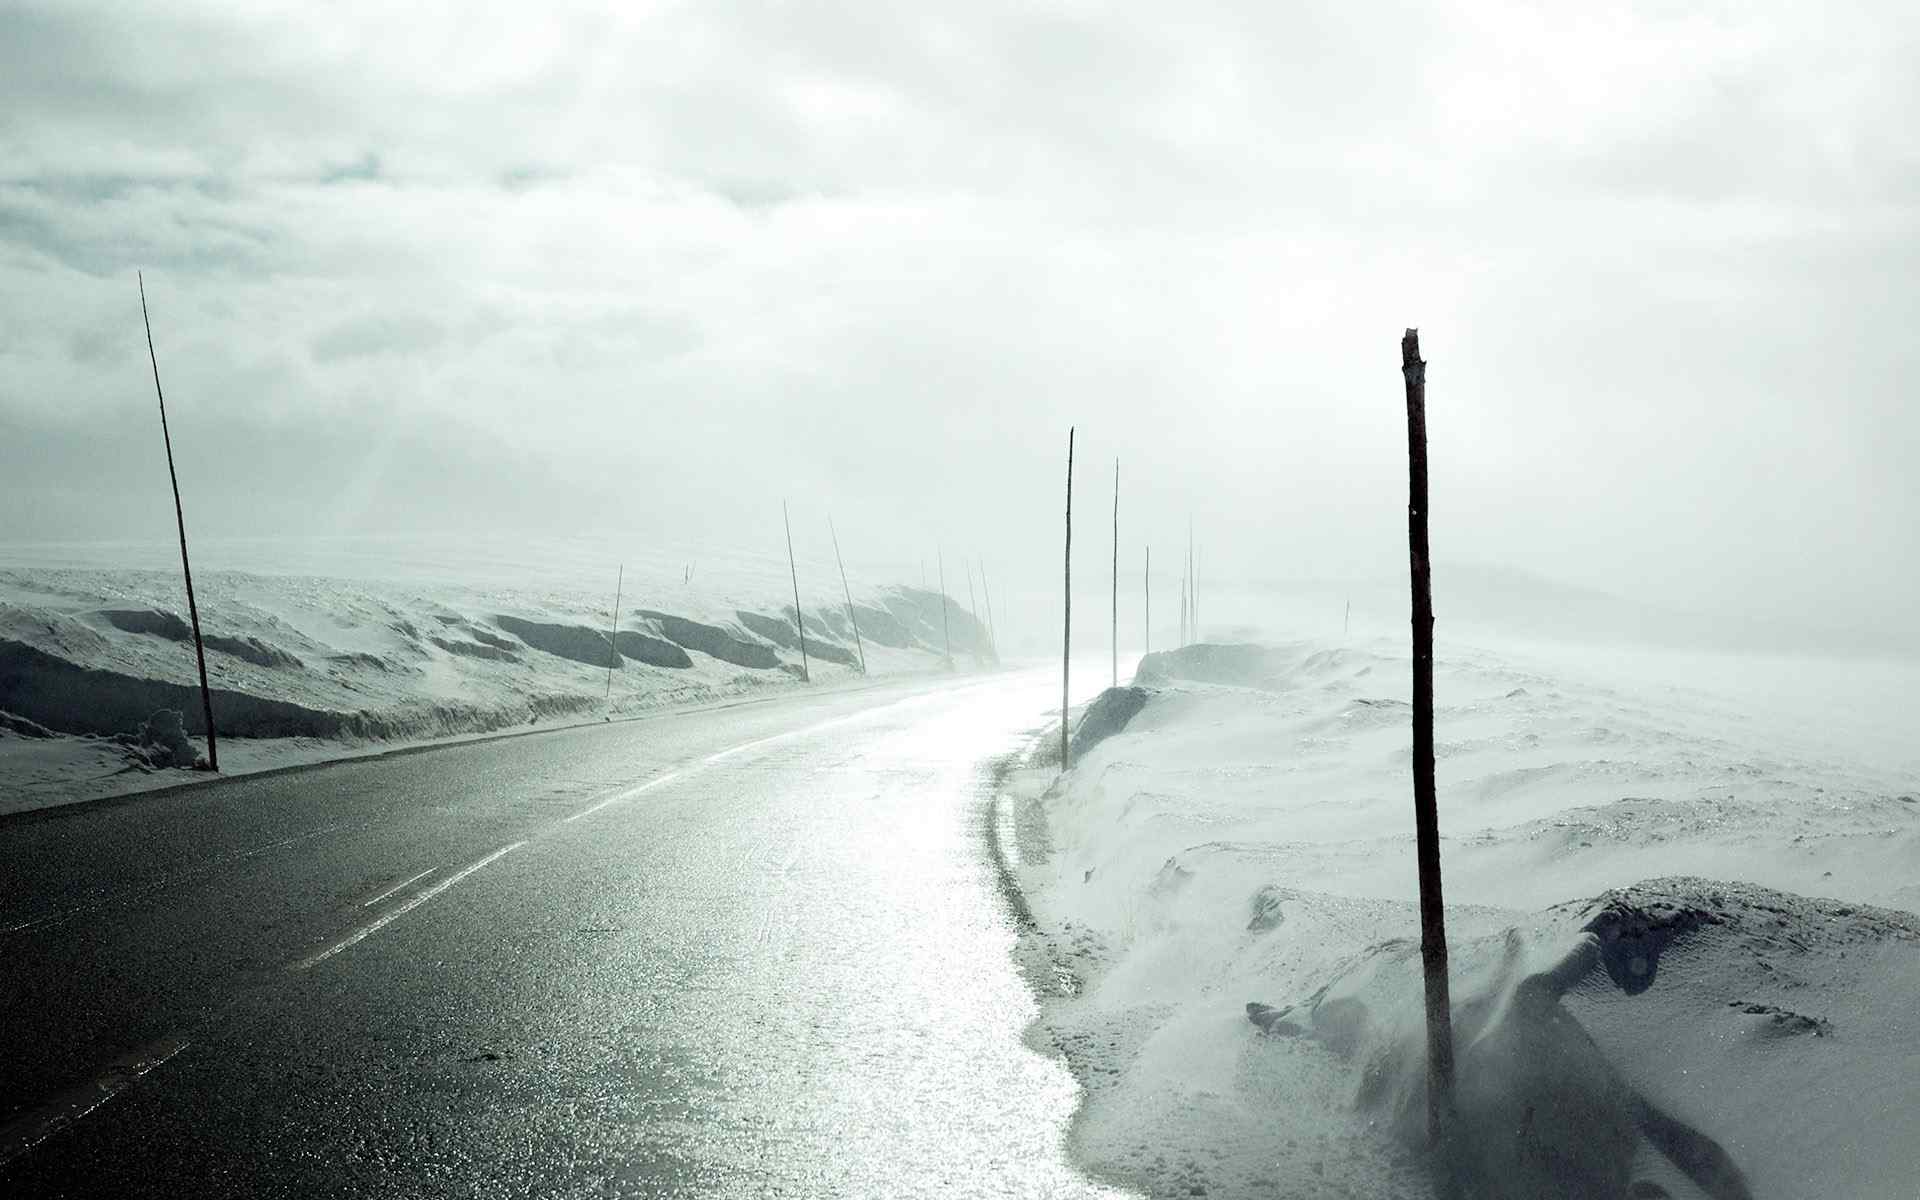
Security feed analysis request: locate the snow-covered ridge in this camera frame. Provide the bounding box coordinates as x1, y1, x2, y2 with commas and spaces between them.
0, 563, 990, 810
1002, 637, 1920, 1198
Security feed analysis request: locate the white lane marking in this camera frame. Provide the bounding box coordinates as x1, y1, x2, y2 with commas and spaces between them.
560, 703, 900, 819
562, 770, 684, 823
291, 842, 526, 971
0, 1034, 190, 1166
360, 866, 438, 908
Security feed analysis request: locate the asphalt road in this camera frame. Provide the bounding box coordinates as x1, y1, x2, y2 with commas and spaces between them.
0, 669, 1124, 1198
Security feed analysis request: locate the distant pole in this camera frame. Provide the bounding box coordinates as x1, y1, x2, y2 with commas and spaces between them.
1190, 521, 1198, 644
980, 559, 1000, 664
604, 563, 623, 701
829, 516, 866, 675
965, 559, 982, 667
1345, 598, 1352, 637
784, 500, 810, 683
1061, 427, 1074, 772
938, 550, 952, 669
138, 273, 218, 772
1402, 327, 1456, 1148
1110, 458, 1119, 689
1144, 546, 1151, 657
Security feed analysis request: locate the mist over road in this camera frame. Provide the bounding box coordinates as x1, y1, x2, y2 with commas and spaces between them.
1, 669, 1118, 1198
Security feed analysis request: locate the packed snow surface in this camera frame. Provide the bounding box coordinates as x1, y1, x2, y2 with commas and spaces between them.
1005, 637, 1920, 1198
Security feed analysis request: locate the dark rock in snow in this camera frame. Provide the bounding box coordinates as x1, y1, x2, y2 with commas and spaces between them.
636, 611, 777, 669
0, 708, 57, 738
735, 609, 860, 667
96, 608, 193, 642
1248, 885, 1287, 932
735, 609, 801, 650
1728, 1001, 1830, 1038
612, 629, 693, 670
96, 607, 302, 670
429, 636, 520, 664
129, 708, 198, 768
1071, 686, 1153, 759
493, 616, 618, 669
848, 603, 917, 649
204, 633, 303, 671
327, 652, 394, 673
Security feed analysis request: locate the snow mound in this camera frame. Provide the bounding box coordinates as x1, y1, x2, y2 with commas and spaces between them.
1071, 686, 1154, 761
1006, 634, 1920, 1198
1246, 879, 1920, 1198
1135, 642, 1302, 689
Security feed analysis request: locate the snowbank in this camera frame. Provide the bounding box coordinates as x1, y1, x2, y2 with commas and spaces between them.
1001, 637, 1920, 1198
0, 562, 983, 812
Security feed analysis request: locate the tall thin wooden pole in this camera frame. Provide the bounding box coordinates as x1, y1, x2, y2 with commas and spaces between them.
1184, 526, 1193, 647
980, 559, 1000, 664
1061, 427, 1074, 771
1110, 458, 1119, 689
139, 273, 217, 772
966, 559, 982, 667
784, 500, 810, 683
829, 516, 866, 675
604, 563, 623, 701
938, 551, 952, 668
1402, 327, 1456, 1148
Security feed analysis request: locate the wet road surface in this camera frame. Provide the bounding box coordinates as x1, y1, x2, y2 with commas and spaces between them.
0, 670, 1126, 1198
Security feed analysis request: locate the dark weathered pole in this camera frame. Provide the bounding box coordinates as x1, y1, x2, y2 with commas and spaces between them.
783, 500, 810, 683
829, 516, 866, 675
604, 563, 623, 701
937, 551, 952, 668
1061, 427, 1074, 771
1110, 458, 1119, 689
138, 273, 218, 772
1402, 327, 1456, 1148
965, 559, 982, 667
980, 559, 1000, 664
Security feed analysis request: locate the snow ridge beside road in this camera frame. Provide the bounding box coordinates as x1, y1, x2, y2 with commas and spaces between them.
0, 562, 990, 813
997, 637, 1920, 1198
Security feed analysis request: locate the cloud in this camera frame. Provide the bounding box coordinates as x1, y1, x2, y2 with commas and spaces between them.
0, 0, 1915, 644
311, 313, 445, 362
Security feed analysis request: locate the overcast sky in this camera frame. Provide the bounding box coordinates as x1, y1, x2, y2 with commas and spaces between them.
2, 0, 1915, 644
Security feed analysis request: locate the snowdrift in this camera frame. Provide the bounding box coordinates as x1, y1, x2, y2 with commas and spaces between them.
1002, 637, 1920, 1198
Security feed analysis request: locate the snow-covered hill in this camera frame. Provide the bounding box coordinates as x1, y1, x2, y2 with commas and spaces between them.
0, 551, 993, 812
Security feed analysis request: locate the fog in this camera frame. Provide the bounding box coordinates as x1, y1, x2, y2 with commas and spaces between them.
4, 0, 1916, 656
